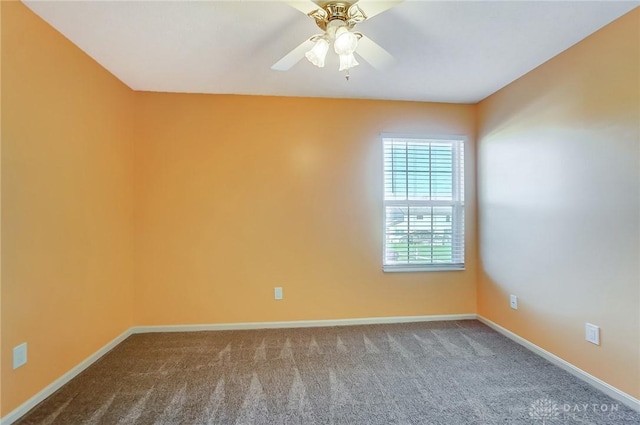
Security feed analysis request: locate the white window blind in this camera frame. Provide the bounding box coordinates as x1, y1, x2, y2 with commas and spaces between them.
383, 135, 465, 272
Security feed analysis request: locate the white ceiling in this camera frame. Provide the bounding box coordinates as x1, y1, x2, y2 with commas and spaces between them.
23, 0, 638, 103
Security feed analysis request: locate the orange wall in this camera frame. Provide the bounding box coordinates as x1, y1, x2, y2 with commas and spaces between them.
133, 93, 477, 325
477, 8, 640, 398
1, 1, 135, 415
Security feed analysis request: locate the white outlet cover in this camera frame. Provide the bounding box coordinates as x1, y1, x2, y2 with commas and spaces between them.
510, 295, 518, 310
274, 287, 283, 300
585, 323, 600, 345
13, 343, 27, 369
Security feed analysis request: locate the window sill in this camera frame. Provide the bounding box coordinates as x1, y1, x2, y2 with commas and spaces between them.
383, 265, 465, 273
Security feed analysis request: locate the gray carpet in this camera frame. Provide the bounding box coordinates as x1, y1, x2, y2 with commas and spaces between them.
15, 320, 640, 424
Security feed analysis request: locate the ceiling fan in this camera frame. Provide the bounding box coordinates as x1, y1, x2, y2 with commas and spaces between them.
272, 0, 402, 75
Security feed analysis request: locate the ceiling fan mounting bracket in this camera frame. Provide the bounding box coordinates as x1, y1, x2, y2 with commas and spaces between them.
308, 1, 366, 32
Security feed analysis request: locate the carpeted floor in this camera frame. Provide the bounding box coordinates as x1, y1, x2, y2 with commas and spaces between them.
15, 320, 640, 424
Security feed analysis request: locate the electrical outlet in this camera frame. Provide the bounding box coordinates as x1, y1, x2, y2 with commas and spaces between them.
585, 323, 600, 345
510, 295, 518, 310
274, 287, 283, 300
13, 343, 27, 369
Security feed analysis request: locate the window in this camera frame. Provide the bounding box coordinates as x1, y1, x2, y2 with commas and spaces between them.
383, 134, 465, 272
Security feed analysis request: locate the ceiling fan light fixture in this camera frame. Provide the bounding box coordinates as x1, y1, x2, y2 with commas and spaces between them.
305, 38, 330, 68
338, 52, 359, 71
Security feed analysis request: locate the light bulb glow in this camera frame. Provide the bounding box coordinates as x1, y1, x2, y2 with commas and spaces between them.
333, 26, 358, 55
338, 53, 359, 71
305, 38, 329, 68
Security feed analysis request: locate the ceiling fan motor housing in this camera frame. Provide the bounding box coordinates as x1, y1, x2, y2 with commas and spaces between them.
310, 1, 357, 31
325, 3, 350, 21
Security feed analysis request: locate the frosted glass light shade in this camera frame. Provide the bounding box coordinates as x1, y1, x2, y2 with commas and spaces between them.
333, 27, 358, 55
305, 39, 330, 68
338, 53, 359, 71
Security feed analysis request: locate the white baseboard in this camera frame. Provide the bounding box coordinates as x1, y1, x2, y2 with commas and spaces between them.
131, 314, 477, 333
1, 329, 134, 425
477, 315, 640, 412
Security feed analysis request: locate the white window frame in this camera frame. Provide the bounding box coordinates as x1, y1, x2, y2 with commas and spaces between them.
382, 133, 466, 272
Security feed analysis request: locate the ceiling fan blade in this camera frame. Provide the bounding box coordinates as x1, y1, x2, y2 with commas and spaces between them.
271, 39, 314, 71
356, 0, 403, 20
356, 35, 395, 70
285, 0, 320, 15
